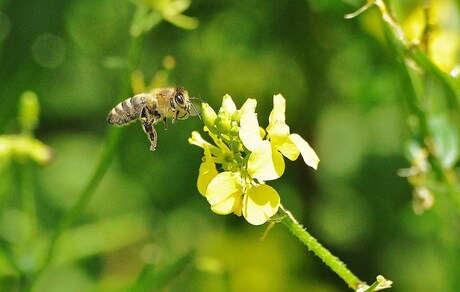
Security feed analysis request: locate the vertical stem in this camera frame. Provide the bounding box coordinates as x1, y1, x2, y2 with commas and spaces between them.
19, 161, 38, 237
278, 206, 363, 290
25, 33, 145, 291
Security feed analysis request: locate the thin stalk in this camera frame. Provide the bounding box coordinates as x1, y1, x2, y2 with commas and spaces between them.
374, 0, 460, 114
278, 206, 363, 290
24, 33, 145, 291
374, 0, 460, 216
19, 161, 38, 238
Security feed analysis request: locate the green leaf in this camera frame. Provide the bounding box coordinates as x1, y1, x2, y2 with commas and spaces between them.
429, 115, 459, 168
128, 251, 195, 292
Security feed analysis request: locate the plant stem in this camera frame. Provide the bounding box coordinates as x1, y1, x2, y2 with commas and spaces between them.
19, 161, 38, 238
278, 205, 363, 290
374, 0, 460, 216
25, 32, 145, 292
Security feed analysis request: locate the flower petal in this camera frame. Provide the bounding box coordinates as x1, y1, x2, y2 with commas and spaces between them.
197, 145, 219, 196
270, 94, 286, 122
243, 184, 280, 225
267, 94, 288, 133
248, 140, 285, 181
206, 172, 243, 215
276, 137, 300, 161
239, 101, 263, 152
267, 94, 294, 152
267, 123, 290, 146
290, 133, 320, 169
221, 94, 237, 116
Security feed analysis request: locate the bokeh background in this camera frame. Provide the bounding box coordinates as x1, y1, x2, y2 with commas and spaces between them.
1, 0, 460, 291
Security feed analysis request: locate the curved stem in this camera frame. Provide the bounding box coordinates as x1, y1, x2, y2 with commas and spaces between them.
278, 205, 364, 290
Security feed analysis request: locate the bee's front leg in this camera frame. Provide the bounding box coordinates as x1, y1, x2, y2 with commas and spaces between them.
162, 116, 168, 130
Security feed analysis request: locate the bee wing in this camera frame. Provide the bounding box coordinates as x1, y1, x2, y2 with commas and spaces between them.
189, 97, 203, 118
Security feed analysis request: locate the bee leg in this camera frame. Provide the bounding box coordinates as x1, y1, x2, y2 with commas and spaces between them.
142, 121, 157, 151
162, 117, 168, 130
172, 111, 178, 124
141, 108, 157, 151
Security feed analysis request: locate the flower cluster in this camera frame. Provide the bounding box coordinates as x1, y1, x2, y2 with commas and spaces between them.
189, 94, 319, 225
0, 91, 52, 165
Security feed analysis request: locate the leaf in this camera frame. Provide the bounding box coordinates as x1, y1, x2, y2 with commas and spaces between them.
128, 251, 195, 292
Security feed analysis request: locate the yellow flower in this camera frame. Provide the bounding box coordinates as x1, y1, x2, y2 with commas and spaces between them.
190, 94, 319, 225
266, 94, 320, 169
197, 144, 218, 196
205, 171, 280, 225
0, 135, 53, 165
242, 183, 280, 225
239, 98, 284, 181
0, 91, 53, 165
206, 172, 243, 216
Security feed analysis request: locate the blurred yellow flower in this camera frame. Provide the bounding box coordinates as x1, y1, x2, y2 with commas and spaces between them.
0, 135, 53, 165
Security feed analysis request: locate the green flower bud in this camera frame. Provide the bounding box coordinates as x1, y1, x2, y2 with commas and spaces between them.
201, 103, 218, 133
19, 91, 40, 133
231, 109, 242, 123
215, 114, 231, 134
229, 124, 240, 137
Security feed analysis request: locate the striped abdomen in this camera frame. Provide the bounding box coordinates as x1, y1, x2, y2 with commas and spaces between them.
107, 94, 148, 125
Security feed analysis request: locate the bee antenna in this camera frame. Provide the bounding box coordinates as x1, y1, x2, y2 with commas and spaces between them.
190, 96, 203, 120
190, 96, 204, 103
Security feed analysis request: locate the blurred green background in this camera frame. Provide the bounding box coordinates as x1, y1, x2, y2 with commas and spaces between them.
1, 0, 460, 291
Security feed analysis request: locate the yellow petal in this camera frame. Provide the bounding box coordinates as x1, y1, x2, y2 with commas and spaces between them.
267, 94, 287, 133
243, 184, 280, 225
276, 138, 300, 161
206, 172, 243, 215
248, 140, 284, 181
240, 98, 257, 114
221, 94, 237, 116
197, 145, 219, 196
239, 103, 263, 152
268, 122, 290, 147
267, 94, 293, 151
270, 94, 286, 122
290, 133, 320, 169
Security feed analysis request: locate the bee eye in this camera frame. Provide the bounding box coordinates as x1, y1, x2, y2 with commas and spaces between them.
175, 93, 185, 105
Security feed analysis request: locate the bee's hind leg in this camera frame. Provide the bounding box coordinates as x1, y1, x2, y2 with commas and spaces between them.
141, 108, 158, 151
142, 122, 157, 151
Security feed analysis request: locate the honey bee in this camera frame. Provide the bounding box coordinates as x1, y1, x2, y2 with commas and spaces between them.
107, 87, 198, 151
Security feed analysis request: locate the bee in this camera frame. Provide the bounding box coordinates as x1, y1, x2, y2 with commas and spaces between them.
107, 87, 199, 151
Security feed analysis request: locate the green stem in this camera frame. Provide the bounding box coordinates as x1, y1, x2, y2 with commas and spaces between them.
374, 0, 460, 216
25, 33, 145, 291
375, 0, 460, 115
278, 206, 363, 290
19, 161, 38, 238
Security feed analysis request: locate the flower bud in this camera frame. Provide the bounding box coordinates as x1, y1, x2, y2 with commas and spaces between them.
231, 109, 242, 123
19, 91, 39, 133
221, 94, 237, 116
201, 103, 218, 133
215, 114, 231, 134
229, 124, 240, 136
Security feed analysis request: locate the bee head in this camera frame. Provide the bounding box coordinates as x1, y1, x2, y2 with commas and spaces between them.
174, 87, 192, 120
